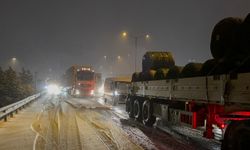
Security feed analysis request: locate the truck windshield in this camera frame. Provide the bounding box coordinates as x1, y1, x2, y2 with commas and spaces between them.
77, 71, 94, 81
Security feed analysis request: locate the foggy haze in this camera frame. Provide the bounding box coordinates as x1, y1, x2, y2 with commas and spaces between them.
0, 0, 249, 79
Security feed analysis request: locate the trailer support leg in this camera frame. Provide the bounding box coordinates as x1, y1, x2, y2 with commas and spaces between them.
204, 104, 215, 139
192, 112, 197, 129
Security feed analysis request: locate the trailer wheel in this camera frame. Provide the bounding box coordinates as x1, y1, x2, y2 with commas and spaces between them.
142, 100, 156, 126
133, 99, 141, 120
222, 120, 250, 150
126, 96, 134, 118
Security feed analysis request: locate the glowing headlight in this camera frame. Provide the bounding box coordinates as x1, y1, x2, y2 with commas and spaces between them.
75, 90, 80, 95
114, 90, 119, 96
98, 86, 104, 94
90, 90, 94, 95
47, 84, 60, 95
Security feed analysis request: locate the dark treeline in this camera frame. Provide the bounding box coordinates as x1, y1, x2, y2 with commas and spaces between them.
0, 67, 35, 107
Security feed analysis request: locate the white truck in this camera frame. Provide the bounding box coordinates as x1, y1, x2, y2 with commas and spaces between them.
126, 14, 250, 150
104, 77, 131, 105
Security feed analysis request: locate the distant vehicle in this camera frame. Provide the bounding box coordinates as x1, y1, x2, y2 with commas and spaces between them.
126, 14, 250, 150
94, 73, 103, 95
64, 65, 96, 97
104, 77, 131, 105
45, 79, 61, 95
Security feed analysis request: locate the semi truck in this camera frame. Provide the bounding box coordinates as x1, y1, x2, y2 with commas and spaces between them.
104, 77, 131, 105
126, 14, 250, 150
64, 65, 96, 97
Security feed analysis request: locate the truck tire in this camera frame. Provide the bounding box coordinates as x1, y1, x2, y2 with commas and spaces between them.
155, 68, 169, 80
166, 66, 183, 79
180, 63, 203, 78
133, 99, 141, 120
222, 120, 250, 150
200, 59, 217, 76
142, 100, 156, 126
126, 97, 134, 118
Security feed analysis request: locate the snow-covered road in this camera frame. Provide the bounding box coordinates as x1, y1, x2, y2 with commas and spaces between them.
0, 94, 144, 150
0, 94, 210, 150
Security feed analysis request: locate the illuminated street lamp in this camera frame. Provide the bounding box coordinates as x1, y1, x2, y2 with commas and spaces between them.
121, 32, 150, 72
10, 57, 18, 70
122, 32, 127, 37
117, 55, 121, 60
12, 57, 17, 61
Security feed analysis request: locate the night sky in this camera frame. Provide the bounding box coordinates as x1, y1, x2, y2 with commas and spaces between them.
0, 0, 249, 79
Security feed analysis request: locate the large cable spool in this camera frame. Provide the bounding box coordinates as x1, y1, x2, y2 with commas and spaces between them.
243, 13, 250, 37
180, 63, 203, 78
154, 68, 169, 80
200, 59, 249, 75
142, 69, 157, 81
237, 59, 250, 73
219, 14, 250, 73
138, 72, 145, 81
237, 14, 250, 74
200, 59, 218, 76
236, 13, 250, 62
210, 17, 243, 60
240, 13, 250, 53
200, 59, 241, 76
142, 51, 175, 72
166, 66, 183, 79
132, 72, 140, 82
213, 61, 239, 75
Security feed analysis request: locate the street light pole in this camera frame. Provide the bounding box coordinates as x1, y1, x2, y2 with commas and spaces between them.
122, 32, 150, 72
134, 36, 138, 72
34, 71, 38, 92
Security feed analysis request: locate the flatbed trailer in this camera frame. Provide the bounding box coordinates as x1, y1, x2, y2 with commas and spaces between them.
126, 70, 250, 149
126, 13, 250, 149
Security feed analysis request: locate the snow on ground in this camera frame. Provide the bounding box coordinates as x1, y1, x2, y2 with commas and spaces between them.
0, 94, 143, 150
157, 124, 221, 150
67, 97, 147, 149
0, 94, 221, 150
97, 96, 222, 150
0, 95, 49, 150
96, 97, 201, 150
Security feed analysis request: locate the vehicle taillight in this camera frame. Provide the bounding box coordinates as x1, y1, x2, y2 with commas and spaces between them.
220, 123, 225, 129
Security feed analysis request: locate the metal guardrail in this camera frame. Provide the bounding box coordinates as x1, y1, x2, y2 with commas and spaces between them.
0, 93, 41, 121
